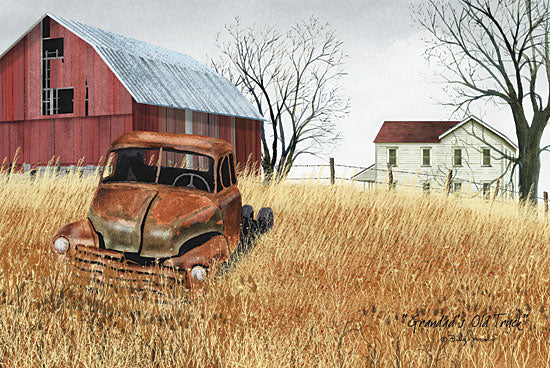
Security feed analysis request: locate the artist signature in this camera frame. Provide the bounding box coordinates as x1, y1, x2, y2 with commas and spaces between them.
441, 330, 498, 347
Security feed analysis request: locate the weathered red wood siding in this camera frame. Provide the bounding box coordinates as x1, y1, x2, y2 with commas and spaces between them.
234, 117, 261, 170
0, 18, 133, 166
0, 115, 132, 166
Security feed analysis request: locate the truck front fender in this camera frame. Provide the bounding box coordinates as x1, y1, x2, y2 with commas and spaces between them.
51, 219, 99, 257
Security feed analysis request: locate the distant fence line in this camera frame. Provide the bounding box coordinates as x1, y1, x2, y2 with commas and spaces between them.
286, 158, 550, 212
2, 156, 548, 214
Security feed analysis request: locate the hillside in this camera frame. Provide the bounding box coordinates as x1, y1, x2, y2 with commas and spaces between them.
0, 170, 548, 367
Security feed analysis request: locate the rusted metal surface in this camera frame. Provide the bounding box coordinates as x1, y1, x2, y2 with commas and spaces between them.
73, 244, 187, 293
141, 188, 223, 258
163, 234, 229, 289
217, 187, 242, 254
51, 132, 244, 291
110, 131, 235, 159
52, 219, 99, 252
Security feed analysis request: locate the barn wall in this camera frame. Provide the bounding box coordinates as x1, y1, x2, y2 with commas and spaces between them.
0, 114, 132, 166
235, 117, 261, 170
132, 102, 262, 170
0, 19, 132, 122
0, 16, 261, 168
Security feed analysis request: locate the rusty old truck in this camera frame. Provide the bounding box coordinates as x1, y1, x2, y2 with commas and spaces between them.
50, 131, 273, 292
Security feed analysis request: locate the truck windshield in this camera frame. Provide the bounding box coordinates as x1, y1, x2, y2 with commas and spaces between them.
102, 147, 215, 192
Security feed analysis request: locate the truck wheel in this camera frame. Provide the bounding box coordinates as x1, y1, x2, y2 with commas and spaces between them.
257, 207, 274, 233
242, 205, 254, 220
241, 205, 255, 239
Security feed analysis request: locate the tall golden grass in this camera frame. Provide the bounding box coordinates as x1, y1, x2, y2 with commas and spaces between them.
0, 167, 548, 367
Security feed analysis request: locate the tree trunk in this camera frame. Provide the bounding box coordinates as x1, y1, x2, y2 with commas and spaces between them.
518, 145, 541, 204
262, 157, 274, 184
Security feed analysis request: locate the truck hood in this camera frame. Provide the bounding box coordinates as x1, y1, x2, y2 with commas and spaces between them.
88, 183, 223, 258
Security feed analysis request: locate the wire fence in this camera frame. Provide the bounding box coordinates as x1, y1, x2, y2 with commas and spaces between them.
286, 160, 549, 204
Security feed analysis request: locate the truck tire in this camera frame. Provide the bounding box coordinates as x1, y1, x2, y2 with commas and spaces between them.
257, 207, 274, 233
242, 205, 254, 220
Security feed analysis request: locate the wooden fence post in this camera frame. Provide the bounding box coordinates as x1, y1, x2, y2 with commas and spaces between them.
387, 163, 393, 190
492, 178, 500, 202
544, 191, 548, 215
329, 157, 335, 185
445, 169, 453, 196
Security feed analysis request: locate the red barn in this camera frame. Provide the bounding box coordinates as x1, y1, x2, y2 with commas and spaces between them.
0, 14, 263, 172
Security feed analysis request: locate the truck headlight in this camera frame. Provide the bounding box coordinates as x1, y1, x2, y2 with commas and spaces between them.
53, 237, 70, 253
190, 266, 207, 282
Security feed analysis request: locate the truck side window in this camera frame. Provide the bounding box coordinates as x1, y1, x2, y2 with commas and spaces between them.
217, 156, 231, 192
216, 158, 223, 192
229, 153, 236, 185
221, 156, 231, 188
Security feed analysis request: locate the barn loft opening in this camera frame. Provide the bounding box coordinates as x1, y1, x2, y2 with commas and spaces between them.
43, 38, 64, 59
42, 88, 74, 115
57, 88, 74, 114
42, 17, 50, 38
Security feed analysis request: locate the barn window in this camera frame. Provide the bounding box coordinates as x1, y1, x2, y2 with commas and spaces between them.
57, 88, 74, 114
42, 60, 50, 88
42, 17, 50, 38
43, 88, 73, 115
43, 89, 54, 115
43, 38, 64, 59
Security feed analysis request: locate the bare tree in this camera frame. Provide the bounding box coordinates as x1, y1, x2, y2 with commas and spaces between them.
415, 0, 550, 203
210, 17, 350, 181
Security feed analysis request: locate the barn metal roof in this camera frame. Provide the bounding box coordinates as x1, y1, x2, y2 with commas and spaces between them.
43, 14, 263, 121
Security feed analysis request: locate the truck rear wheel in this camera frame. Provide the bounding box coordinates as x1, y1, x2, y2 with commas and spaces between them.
258, 207, 274, 233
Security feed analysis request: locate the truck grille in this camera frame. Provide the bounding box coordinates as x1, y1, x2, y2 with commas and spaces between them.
73, 244, 187, 294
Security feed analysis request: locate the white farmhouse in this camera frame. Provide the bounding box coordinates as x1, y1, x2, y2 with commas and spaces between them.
353, 116, 518, 196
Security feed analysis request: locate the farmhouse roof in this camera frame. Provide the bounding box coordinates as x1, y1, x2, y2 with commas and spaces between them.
373, 116, 517, 149
373, 121, 461, 143
1, 14, 263, 121
439, 115, 517, 149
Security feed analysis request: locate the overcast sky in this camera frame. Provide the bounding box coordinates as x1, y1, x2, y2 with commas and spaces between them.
1, 0, 549, 194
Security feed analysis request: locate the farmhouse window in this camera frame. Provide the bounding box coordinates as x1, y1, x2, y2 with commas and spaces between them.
453, 182, 462, 192
454, 148, 462, 166
482, 183, 490, 197
422, 148, 431, 166
388, 148, 397, 166
43, 38, 64, 59
482, 148, 491, 166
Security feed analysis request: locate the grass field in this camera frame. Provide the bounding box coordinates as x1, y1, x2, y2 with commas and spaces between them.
0, 167, 548, 367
